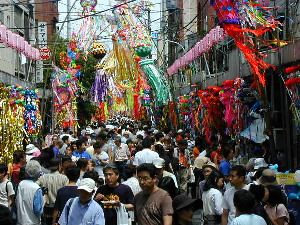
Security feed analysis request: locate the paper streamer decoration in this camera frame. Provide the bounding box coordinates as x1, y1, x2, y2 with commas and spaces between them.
139, 59, 170, 106
167, 26, 227, 75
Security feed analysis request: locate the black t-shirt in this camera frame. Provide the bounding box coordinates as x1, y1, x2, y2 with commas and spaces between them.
54, 186, 79, 212
96, 184, 134, 225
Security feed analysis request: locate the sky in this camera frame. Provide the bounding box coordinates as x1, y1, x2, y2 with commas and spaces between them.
57, 0, 162, 51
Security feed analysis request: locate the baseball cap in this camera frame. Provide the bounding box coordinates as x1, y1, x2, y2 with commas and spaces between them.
78, 178, 96, 193
153, 158, 165, 169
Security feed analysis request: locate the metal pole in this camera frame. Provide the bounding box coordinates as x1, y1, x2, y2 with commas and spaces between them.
67, 0, 71, 39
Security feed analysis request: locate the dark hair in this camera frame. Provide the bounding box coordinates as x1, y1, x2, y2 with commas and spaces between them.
126, 139, 133, 145
158, 176, 178, 199
0, 163, 8, 175
125, 165, 136, 178
0, 205, 13, 225
76, 158, 89, 170
233, 190, 255, 214
18, 166, 26, 181
203, 170, 224, 191
93, 141, 104, 149
154, 144, 165, 156
137, 163, 157, 178
63, 127, 70, 133
83, 170, 100, 184
136, 134, 143, 140
155, 132, 164, 141
177, 139, 188, 146
249, 184, 265, 203
222, 144, 233, 158
142, 137, 154, 149
253, 167, 268, 180
62, 135, 69, 142
98, 133, 107, 141
65, 165, 80, 181
76, 139, 86, 149
59, 155, 71, 165
231, 165, 246, 180
266, 185, 283, 206
103, 163, 119, 174
13, 151, 26, 164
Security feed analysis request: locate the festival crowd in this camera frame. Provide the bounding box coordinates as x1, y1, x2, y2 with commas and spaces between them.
0, 117, 296, 225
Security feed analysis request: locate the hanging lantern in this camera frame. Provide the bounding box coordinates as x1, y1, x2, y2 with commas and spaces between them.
90, 43, 107, 59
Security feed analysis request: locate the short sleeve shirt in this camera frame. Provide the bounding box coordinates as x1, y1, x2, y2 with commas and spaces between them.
265, 204, 289, 225
229, 214, 267, 225
54, 186, 79, 212
0, 179, 15, 207
219, 159, 231, 175
95, 184, 134, 225
134, 188, 173, 225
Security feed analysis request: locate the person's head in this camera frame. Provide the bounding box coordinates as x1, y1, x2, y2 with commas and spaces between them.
202, 164, 215, 180
25, 160, 41, 180
222, 144, 234, 160
62, 135, 70, 144
126, 139, 134, 148
93, 142, 104, 154
154, 144, 165, 157
155, 132, 164, 142
114, 136, 121, 147
233, 189, 255, 215
77, 158, 89, 171
83, 170, 100, 186
172, 195, 202, 223
137, 163, 158, 194
158, 176, 178, 199
62, 160, 76, 174
65, 145, 73, 156
13, 151, 26, 165
142, 137, 154, 149
0, 163, 8, 181
153, 157, 165, 178
253, 146, 264, 158
0, 204, 13, 225
77, 178, 96, 204
52, 135, 59, 143
65, 165, 80, 182
125, 164, 136, 179
136, 134, 143, 142
103, 163, 120, 187
259, 169, 278, 186
229, 165, 246, 188
88, 160, 95, 171
253, 167, 268, 181
56, 140, 64, 148
265, 185, 283, 206
177, 139, 188, 151
76, 139, 86, 152
249, 184, 267, 204
203, 170, 224, 191
71, 141, 78, 152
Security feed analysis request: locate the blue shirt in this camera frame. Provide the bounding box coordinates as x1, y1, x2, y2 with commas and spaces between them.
26, 179, 43, 214
58, 197, 105, 225
219, 159, 231, 175
73, 151, 91, 160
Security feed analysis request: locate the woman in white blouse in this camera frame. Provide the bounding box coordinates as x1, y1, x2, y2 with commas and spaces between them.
202, 170, 224, 225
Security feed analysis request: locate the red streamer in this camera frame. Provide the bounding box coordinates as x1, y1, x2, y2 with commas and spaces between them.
133, 94, 140, 120
286, 65, 300, 74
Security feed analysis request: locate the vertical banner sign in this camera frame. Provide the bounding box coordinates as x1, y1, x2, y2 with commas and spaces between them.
38, 22, 47, 48
36, 60, 43, 83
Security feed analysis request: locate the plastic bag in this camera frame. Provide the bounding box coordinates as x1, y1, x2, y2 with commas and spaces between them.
116, 204, 131, 225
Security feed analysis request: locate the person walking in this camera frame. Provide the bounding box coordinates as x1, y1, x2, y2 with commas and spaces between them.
134, 163, 173, 225
58, 178, 105, 225
221, 165, 249, 225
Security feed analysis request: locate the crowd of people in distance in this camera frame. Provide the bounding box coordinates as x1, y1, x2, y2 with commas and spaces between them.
0, 117, 296, 225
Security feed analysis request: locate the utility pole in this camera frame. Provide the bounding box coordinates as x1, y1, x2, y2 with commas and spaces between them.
67, 0, 71, 39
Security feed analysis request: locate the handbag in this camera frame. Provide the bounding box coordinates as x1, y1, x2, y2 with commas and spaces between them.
116, 203, 131, 225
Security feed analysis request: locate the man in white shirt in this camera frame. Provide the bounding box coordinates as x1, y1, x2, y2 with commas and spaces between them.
153, 157, 178, 188
133, 137, 159, 166
222, 165, 249, 225
114, 136, 130, 180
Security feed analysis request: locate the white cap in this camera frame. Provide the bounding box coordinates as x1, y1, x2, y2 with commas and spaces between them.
177, 129, 183, 133
78, 178, 96, 193
26, 144, 38, 154
153, 157, 165, 169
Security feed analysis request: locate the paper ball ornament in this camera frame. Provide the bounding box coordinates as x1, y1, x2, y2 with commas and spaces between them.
134, 45, 152, 57
90, 43, 107, 59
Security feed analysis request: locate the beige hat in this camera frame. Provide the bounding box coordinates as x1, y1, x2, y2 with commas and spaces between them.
194, 156, 210, 169
78, 178, 96, 193
259, 169, 278, 186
